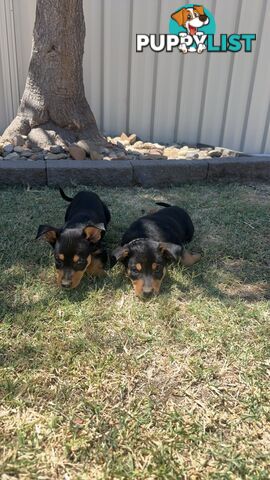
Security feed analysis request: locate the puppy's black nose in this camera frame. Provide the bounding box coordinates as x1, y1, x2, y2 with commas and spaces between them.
200, 14, 208, 21
143, 291, 153, 298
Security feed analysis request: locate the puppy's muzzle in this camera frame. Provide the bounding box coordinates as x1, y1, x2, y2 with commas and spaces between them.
61, 270, 73, 289
142, 289, 154, 298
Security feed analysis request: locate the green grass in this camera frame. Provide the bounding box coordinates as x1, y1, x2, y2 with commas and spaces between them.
0, 183, 269, 480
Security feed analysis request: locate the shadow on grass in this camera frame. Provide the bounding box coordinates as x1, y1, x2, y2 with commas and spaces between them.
1, 258, 269, 375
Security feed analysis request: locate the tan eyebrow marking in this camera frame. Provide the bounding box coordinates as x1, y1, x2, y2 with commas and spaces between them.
136, 263, 142, 271
73, 255, 80, 262
59, 254, 65, 260
152, 263, 157, 271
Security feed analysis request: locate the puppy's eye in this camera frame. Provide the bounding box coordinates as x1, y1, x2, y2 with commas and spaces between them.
129, 267, 141, 277
55, 256, 63, 268
76, 259, 85, 266
187, 14, 192, 19
73, 257, 85, 267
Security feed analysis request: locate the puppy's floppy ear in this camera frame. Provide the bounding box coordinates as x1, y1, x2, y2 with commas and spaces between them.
83, 223, 105, 243
159, 242, 183, 261
111, 245, 130, 265
181, 249, 202, 266
160, 243, 202, 266
194, 5, 209, 22
36, 225, 60, 246
171, 8, 185, 26
194, 5, 205, 16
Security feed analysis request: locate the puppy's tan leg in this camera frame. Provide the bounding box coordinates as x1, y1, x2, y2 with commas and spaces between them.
181, 249, 201, 267
87, 257, 106, 277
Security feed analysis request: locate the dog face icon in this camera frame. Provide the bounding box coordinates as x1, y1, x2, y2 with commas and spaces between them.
171, 5, 209, 36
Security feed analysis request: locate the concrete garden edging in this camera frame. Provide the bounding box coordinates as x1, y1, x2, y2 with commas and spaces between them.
0, 157, 269, 188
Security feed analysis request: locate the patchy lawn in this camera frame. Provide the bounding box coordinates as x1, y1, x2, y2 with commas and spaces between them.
0, 184, 269, 480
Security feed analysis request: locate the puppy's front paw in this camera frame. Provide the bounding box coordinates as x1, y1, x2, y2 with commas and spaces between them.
197, 44, 206, 54
179, 44, 188, 54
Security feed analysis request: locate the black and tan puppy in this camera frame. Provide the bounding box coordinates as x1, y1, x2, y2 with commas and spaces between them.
113, 203, 201, 297
36, 188, 110, 289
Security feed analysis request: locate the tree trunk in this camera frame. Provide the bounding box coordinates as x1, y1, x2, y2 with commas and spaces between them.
1, 0, 108, 149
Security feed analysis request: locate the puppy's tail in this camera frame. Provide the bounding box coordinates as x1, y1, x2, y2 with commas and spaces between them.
59, 187, 73, 202
155, 201, 172, 208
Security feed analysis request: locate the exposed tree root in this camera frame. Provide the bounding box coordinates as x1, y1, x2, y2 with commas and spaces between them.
0, 115, 126, 159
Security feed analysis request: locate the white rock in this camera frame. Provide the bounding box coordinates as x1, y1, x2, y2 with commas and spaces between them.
128, 134, 137, 145
186, 152, 199, 159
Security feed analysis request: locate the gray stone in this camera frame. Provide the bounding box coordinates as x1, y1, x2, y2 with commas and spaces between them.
0, 160, 46, 186
13, 134, 26, 147
46, 159, 133, 187
207, 157, 270, 182
131, 159, 208, 187
31, 147, 42, 153
50, 145, 64, 154
14, 146, 25, 153
22, 150, 33, 158
0, 156, 3, 161
45, 153, 68, 160
90, 150, 103, 160
30, 153, 45, 161
116, 153, 129, 160
4, 152, 20, 161
3, 144, 14, 154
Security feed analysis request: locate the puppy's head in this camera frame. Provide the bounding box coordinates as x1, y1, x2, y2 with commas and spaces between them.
171, 6, 209, 35
36, 223, 105, 289
112, 239, 184, 298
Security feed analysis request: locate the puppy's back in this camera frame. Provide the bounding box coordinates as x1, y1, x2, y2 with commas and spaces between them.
122, 206, 194, 246
65, 191, 110, 226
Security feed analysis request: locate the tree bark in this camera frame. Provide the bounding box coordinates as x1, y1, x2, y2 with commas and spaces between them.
1, 0, 105, 147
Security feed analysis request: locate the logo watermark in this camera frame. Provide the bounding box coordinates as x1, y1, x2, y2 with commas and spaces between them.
136, 3, 256, 54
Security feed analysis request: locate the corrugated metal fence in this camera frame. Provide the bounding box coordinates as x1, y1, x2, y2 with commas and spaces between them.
0, 0, 270, 153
